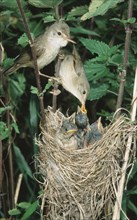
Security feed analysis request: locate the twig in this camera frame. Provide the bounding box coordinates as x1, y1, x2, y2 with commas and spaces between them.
0, 138, 2, 192
112, 66, 137, 220
14, 174, 23, 205
52, 57, 62, 112
116, 0, 133, 117
16, 0, 46, 129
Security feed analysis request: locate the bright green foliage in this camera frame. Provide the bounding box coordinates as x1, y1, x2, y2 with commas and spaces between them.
0, 0, 137, 219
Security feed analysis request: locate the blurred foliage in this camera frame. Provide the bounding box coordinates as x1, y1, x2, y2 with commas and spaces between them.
0, 0, 137, 219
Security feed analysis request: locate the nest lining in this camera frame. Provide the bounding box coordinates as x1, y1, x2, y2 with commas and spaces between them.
36, 107, 136, 220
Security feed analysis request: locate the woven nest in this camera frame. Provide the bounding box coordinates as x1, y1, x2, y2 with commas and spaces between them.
36, 107, 136, 220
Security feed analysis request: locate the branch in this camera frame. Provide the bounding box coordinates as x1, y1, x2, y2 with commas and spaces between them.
16, 0, 46, 129
116, 0, 133, 117
112, 66, 137, 220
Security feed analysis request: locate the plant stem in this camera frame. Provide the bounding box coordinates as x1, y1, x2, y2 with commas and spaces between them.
16, 0, 46, 129
116, 0, 133, 117
112, 66, 137, 220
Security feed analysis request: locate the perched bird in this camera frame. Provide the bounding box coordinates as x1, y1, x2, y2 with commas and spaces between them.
4, 20, 75, 75
58, 46, 90, 112
55, 118, 78, 150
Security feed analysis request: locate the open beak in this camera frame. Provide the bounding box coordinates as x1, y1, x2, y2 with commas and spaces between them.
66, 129, 77, 134
80, 104, 87, 113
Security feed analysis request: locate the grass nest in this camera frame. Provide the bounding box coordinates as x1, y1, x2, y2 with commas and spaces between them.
36, 107, 136, 220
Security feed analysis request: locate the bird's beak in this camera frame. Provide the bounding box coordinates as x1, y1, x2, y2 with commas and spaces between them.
63, 33, 76, 44
67, 38, 76, 44
66, 129, 77, 134
80, 104, 87, 113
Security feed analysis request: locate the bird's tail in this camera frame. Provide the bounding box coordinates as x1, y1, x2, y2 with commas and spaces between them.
3, 63, 20, 75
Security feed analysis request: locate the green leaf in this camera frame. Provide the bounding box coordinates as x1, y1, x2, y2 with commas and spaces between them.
43, 15, 55, 23
42, 81, 53, 93
30, 86, 39, 95
84, 62, 109, 81
88, 84, 109, 100
20, 200, 39, 220
81, 0, 124, 20
28, 0, 63, 8
13, 144, 33, 178
67, 5, 88, 18
8, 74, 26, 105
0, 106, 12, 115
71, 27, 100, 37
128, 200, 137, 216
8, 208, 21, 216
11, 122, 20, 134
18, 202, 31, 209
79, 38, 110, 56
0, 121, 10, 140
29, 94, 39, 135
18, 33, 29, 47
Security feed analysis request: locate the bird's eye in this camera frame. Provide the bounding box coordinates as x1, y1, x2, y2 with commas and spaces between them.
57, 31, 61, 36
83, 90, 86, 95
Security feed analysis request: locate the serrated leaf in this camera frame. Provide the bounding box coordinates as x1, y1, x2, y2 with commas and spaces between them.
67, 5, 88, 18
79, 38, 110, 56
81, 0, 124, 20
88, 84, 109, 100
84, 62, 109, 81
28, 0, 63, 8
8, 208, 21, 216
43, 15, 55, 23
20, 200, 38, 220
13, 144, 33, 178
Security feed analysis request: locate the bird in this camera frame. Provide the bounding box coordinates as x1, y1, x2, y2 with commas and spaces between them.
4, 20, 75, 75
58, 46, 90, 113
55, 118, 78, 150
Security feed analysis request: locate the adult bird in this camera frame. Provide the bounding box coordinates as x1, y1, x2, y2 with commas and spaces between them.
4, 20, 75, 75
58, 46, 90, 113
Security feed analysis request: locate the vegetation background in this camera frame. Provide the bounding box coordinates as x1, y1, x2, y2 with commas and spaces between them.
0, 0, 137, 219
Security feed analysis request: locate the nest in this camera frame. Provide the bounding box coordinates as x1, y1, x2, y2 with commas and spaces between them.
36, 107, 136, 220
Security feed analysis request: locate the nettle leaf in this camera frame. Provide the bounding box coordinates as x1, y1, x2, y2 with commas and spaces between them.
43, 15, 55, 23
18, 202, 31, 209
28, 0, 63, 8
84, 62, 109, 81
67, 5, 88, 19
80, 38, 120, 57
88, 83, 109, 100
79, 38, 110, 56
81, 0, 124, 20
